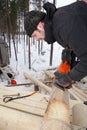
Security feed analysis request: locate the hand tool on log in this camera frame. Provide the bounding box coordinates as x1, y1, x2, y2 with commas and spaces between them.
3, 91, 37, 103
6, 82, 34, 87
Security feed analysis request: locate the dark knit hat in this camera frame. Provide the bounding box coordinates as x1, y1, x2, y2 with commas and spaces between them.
24, 11, 46, 37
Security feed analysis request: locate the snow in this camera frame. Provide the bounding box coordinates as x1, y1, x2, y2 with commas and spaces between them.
0, 0, 75, 91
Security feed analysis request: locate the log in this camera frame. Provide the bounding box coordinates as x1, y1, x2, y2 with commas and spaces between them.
23, 72, 51, 94
68, 88, 83, 102
73, 86, 87, 99
0, 105, 42, 130
41, 86, 71, 130
41, 119, 71, 130
72, 103, 87, 127
71, 86, 87, 101
44, 71, 54, 79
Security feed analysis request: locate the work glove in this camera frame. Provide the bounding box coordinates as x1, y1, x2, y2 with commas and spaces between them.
54, 71, 73, 89
58, 61, 70, 74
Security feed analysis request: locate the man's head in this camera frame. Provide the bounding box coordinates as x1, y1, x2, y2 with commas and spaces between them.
24, 11, 46, 40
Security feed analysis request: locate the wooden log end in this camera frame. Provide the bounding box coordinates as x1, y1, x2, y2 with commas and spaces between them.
72, 103, 87, 127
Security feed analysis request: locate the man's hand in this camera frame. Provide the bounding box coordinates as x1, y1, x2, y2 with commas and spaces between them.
54, 71, 73, 89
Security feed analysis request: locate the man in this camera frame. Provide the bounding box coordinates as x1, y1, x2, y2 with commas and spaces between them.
24, 1, 87, 88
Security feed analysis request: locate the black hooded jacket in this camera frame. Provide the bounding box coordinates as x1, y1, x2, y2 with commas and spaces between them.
44, 1, 87, 81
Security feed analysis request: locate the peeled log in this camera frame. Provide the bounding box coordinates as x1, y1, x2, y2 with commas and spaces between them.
41, 119, 71, 130
23, 72, 51, 94
41, 86, 71, 130
44, 99, 70, 124
0, 105, 42, 130
72, 103, 87, 127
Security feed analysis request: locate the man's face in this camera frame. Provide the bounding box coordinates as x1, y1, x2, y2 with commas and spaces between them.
31, 22, 45, 41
